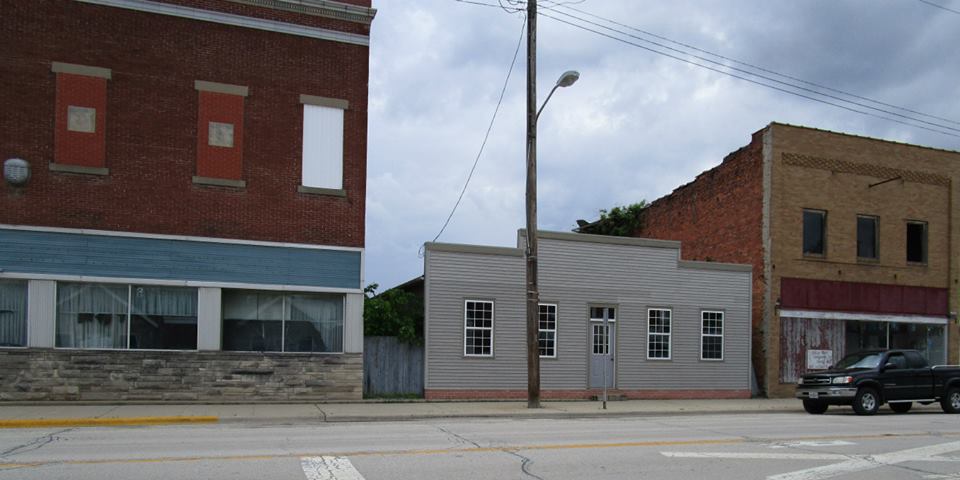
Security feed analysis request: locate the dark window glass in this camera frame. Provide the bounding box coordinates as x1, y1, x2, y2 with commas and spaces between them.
802, 210, 826, 255
284, 293, 343, 353
904, 351, 928, 369
906, 222, 927, 263
222, 291, 283, 352
0, 280, 28, 347
56, 283, 128, 349
130, 286, 197, 350
857, 215, 878, 259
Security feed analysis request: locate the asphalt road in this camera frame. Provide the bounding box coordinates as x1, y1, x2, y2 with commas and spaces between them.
1, 405, 959, 480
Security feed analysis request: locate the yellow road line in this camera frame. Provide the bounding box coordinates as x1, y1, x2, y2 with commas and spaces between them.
0, 416, 219, 429
1, 431, 958, 470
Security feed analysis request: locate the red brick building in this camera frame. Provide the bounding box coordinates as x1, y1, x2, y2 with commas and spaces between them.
626, 123, 960, 397
0, 0, 376, 401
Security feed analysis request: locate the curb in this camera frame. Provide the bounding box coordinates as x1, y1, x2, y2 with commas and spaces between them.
217, 407, 802, 425
0, 416, 219, 429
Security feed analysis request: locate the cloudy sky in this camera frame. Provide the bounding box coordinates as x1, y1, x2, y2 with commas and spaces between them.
364, 0, 960, 291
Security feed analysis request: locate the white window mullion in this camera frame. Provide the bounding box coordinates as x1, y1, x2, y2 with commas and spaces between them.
126, 285, 132, 350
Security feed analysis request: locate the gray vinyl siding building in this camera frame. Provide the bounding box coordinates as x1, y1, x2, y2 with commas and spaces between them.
423, 230, 753, 400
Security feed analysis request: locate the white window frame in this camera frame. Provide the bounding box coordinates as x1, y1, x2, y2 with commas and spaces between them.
700, 310, 724, 361
647, 308, 672, 360
54, 282, 199, 352
538, 303, 557, 358
301, 102, 345, 190
463, 299, 494, 357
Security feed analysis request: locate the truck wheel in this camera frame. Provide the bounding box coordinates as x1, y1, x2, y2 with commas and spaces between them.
803, 400, 828, 414
852, 387, 880, 415
941, 387, 960, 414
889, 402, 912, 414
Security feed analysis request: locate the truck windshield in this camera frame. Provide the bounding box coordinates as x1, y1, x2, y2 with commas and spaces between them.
835, 353, 882, 369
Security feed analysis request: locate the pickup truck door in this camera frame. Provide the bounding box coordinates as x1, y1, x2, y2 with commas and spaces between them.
879, 352, 912, 401
905, 351, 934, 399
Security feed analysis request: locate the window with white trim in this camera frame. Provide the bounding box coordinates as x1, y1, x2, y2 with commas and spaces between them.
701, 310, 724, 360
647, 308, 671, 359
56, 282, 197, 350
0, 280, 28, 347
301, 103, 344, 190
464, 300, 493, 357
538, 303, 557, 358
221, 290, 344, 353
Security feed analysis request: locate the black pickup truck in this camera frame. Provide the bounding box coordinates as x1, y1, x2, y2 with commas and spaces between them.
795, 349, 960, 415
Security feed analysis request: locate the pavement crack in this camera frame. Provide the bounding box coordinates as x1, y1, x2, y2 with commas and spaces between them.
435, 425, 482, 448
0, 428, 72, 459
313, 404, 328, 422
504, 450, 547, 480
94, 405, 121, 419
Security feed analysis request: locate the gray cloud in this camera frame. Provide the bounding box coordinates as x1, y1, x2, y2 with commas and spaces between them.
365, 0, 960, 290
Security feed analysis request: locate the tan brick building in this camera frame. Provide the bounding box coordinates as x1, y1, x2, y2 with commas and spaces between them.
629, 123, 960, 397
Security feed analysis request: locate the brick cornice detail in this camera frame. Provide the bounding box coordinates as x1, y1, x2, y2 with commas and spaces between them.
226, 0, 376, 24
782, 152, 950, 187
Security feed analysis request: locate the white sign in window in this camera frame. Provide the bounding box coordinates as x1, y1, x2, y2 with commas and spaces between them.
208, 122, 235, 148
67, 106, 96, 133
302, 104, 344, 190
807, 349, 833, 370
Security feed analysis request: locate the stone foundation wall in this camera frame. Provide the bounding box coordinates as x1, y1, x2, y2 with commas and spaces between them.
0, 349, 362, 402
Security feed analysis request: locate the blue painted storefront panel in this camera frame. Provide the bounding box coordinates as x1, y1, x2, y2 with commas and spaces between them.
0, 229, 361, 289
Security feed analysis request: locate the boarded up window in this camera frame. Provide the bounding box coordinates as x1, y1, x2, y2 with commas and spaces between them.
779, 317, 844, 383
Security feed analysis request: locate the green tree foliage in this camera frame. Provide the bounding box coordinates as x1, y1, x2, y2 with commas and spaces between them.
363, 283, 424, 344
581, 201, 648, 236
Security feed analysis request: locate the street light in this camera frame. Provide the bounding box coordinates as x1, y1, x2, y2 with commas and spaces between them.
525, 0, 580, 410
537, 71, 580, 119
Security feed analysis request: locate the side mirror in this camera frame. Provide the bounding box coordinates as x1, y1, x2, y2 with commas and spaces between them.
882, 362, 898, 371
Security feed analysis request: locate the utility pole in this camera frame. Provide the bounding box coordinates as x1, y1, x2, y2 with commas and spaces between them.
525, 0, 541, 409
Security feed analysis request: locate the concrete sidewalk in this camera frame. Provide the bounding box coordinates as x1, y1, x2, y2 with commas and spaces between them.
0, 399, 809, 427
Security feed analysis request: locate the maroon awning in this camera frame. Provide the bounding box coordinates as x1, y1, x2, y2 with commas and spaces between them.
780, 277, 947, 317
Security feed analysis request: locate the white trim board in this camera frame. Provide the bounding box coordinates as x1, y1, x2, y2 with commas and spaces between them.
74, 0, 370, 46
779, 308, 948, 325
0, 223, 363, 252
0, 272, 363, 295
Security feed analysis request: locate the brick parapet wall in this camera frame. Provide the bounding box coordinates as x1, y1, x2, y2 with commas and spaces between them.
635, 130, 766, 390
0, 0, 368, 248
0, 349, 362, 402
425, 389, 751, 401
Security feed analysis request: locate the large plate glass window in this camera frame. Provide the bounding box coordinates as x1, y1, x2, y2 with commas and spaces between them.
538, 303, 557, 358
700, 310, 724, 360
906, 221, 928, 264
56, 282, 197, 350
647, 308, 672, 360
221, 290, 344, 353
803, 209, 827, 256
857, 215, 879, 260
464, 300, 493, 357
0, 280, 28, 347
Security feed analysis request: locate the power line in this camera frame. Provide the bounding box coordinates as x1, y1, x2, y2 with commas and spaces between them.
917, 0, 960, 15
455, 0, 960, 138
536, 9, 960, 138
426, 15, 528, 249
555, 3, 960, 127
540, 7, 960, 135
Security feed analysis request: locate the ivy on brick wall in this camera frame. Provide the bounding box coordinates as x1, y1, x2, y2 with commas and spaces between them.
576, 201, 648, 237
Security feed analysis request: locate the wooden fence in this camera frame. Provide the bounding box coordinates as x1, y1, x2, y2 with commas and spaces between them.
363, 336, 424, 397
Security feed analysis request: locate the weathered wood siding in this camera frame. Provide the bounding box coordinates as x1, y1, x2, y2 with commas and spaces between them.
424, 233, 753, 392
0, 228, 361, 289
363, 336, 424, 396
779, 317, 845, 383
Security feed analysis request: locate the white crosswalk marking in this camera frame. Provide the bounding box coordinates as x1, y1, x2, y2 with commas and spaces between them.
661, 440, 960, 480
301, 456, 366, 480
